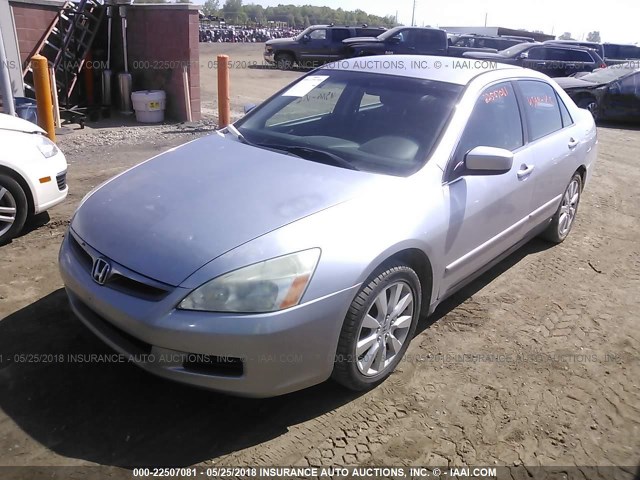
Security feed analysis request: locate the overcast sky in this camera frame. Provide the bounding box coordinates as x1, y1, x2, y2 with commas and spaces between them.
196, 0, 639, 44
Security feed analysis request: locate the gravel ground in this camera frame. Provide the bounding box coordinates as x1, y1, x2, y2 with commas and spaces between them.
0, 44, 638, 475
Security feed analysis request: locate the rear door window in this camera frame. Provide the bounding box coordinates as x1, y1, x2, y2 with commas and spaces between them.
356, 28, 384, 37
518, 80, 563, 141
562, 49, 593, 62
331, 28, 350, 42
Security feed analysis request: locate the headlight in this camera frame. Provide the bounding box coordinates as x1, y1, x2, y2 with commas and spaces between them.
35, 135, 59, 158
178, 248, 321, 313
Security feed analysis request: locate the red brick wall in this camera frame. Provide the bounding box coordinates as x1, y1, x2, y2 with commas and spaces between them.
11, 2, 61, 71
125, 6, 201, 121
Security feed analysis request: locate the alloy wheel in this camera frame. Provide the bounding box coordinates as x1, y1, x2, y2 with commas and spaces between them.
356, 281, 414, 376
0, 187, 17, 238
558, 177, 580, 237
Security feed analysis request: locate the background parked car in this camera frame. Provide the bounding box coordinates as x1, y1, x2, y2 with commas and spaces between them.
464, 43, 607, 77
0, 114, 68, 245
451, 33, 533, 51
544, 40, 606, 62
555, 62, 640, 121
343, 26, 501, 59
603, 43, 640, 65
264, 24, 386, 69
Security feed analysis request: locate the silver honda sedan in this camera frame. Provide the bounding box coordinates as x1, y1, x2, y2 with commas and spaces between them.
59, 56, 597, 397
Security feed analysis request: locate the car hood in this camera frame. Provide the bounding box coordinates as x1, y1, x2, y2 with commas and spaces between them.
554, 77, 600, 89
462, 51, 507, 60
266, 38, 296, 46
0, 113, 45, 134
343, 36, 382, 45
72, 134, 388, 286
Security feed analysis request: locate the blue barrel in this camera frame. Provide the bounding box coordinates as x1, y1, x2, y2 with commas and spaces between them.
14, 97, 38, 124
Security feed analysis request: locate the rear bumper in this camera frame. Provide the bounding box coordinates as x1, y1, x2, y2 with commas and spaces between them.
59, 232, 358, 397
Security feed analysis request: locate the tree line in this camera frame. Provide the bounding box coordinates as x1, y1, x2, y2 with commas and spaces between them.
200, 0, 397, 28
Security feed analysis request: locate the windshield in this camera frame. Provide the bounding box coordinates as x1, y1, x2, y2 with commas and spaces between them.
500, 43, 535, 57
377, 27, 404, 41
295, 27, 315, 40
580, 63, 639, 84
235, 69, 463, 176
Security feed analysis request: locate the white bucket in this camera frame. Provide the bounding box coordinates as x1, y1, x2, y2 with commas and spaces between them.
131, 90, 166, 123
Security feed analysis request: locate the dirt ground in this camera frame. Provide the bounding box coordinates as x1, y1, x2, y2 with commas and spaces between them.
0, 44, 638, 472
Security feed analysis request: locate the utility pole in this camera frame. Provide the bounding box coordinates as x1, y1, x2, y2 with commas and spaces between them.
411, 0, 416, 26
395, 10, 398, 24
484, 12, 488, 27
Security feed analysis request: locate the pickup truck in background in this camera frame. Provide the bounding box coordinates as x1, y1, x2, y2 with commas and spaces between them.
342, 26, 498, 59
264, 24, 386, 69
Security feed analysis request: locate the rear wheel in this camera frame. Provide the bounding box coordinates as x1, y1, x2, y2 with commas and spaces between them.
0, 174, 28, 245
332, 263, 421, 391
275, 53, 295, 70
540, 172, 582, 244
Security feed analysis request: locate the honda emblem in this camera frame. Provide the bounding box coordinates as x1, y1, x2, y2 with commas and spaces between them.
91, 258, 111, 285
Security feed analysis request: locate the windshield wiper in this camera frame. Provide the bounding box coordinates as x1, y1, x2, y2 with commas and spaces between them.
221, 124, 254, 146
257, 144, 359, 171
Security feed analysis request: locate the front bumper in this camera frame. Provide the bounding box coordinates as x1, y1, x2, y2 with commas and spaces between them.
23, 150, 68, 214
58, 231, 358, 397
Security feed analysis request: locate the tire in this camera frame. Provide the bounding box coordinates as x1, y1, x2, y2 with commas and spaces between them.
540, 172, 583, 244
275, 53, 295, 70
577, 96, 599, 121
332, 263, 422, 391
0, 174, 28, 246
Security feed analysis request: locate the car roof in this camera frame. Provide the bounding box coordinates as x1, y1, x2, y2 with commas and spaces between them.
309, 24, 385, 29
323, 55, 524, 85
546, 40, 600, 45
389, 26, 443, 32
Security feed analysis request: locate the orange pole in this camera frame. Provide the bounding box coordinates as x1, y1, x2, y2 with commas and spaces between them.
84, 51, 94, 106
217, 54, 230, 128
31, 55, 56, 142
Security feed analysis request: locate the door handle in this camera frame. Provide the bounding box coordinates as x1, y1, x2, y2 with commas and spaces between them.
517, 164, 535, 179
568, 138, 579, 149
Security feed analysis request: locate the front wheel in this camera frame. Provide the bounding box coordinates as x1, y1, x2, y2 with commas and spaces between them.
540, 172, 583, 244
275, 53, 295, 70
0, 174, 28, 246
332, 264, 421, 391
577, 96, 599, 121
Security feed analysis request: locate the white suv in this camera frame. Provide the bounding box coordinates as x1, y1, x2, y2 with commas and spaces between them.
0, 113, 68, 245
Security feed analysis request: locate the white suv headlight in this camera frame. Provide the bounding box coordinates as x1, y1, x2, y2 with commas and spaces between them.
35, 135, 59, 158
178, 248, 321, 313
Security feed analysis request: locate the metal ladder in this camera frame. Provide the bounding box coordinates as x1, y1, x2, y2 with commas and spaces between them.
22, 0, 104, 101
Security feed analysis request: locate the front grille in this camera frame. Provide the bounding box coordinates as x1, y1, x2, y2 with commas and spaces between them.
56, 170, 67, 190
107, 274, 169, 301
68, 232, 170, 301
68, 233, 93, 271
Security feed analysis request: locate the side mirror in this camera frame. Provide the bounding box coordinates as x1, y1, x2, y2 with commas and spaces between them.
609, 81, 621, 94
388, 36, 401, 44
465, 146, 513, 174
302, 34, 310, 43
518, 52, 529, 59
244, 103, 256, 114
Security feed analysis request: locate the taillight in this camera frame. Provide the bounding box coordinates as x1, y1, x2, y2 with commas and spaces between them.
600, 63, 607, 68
